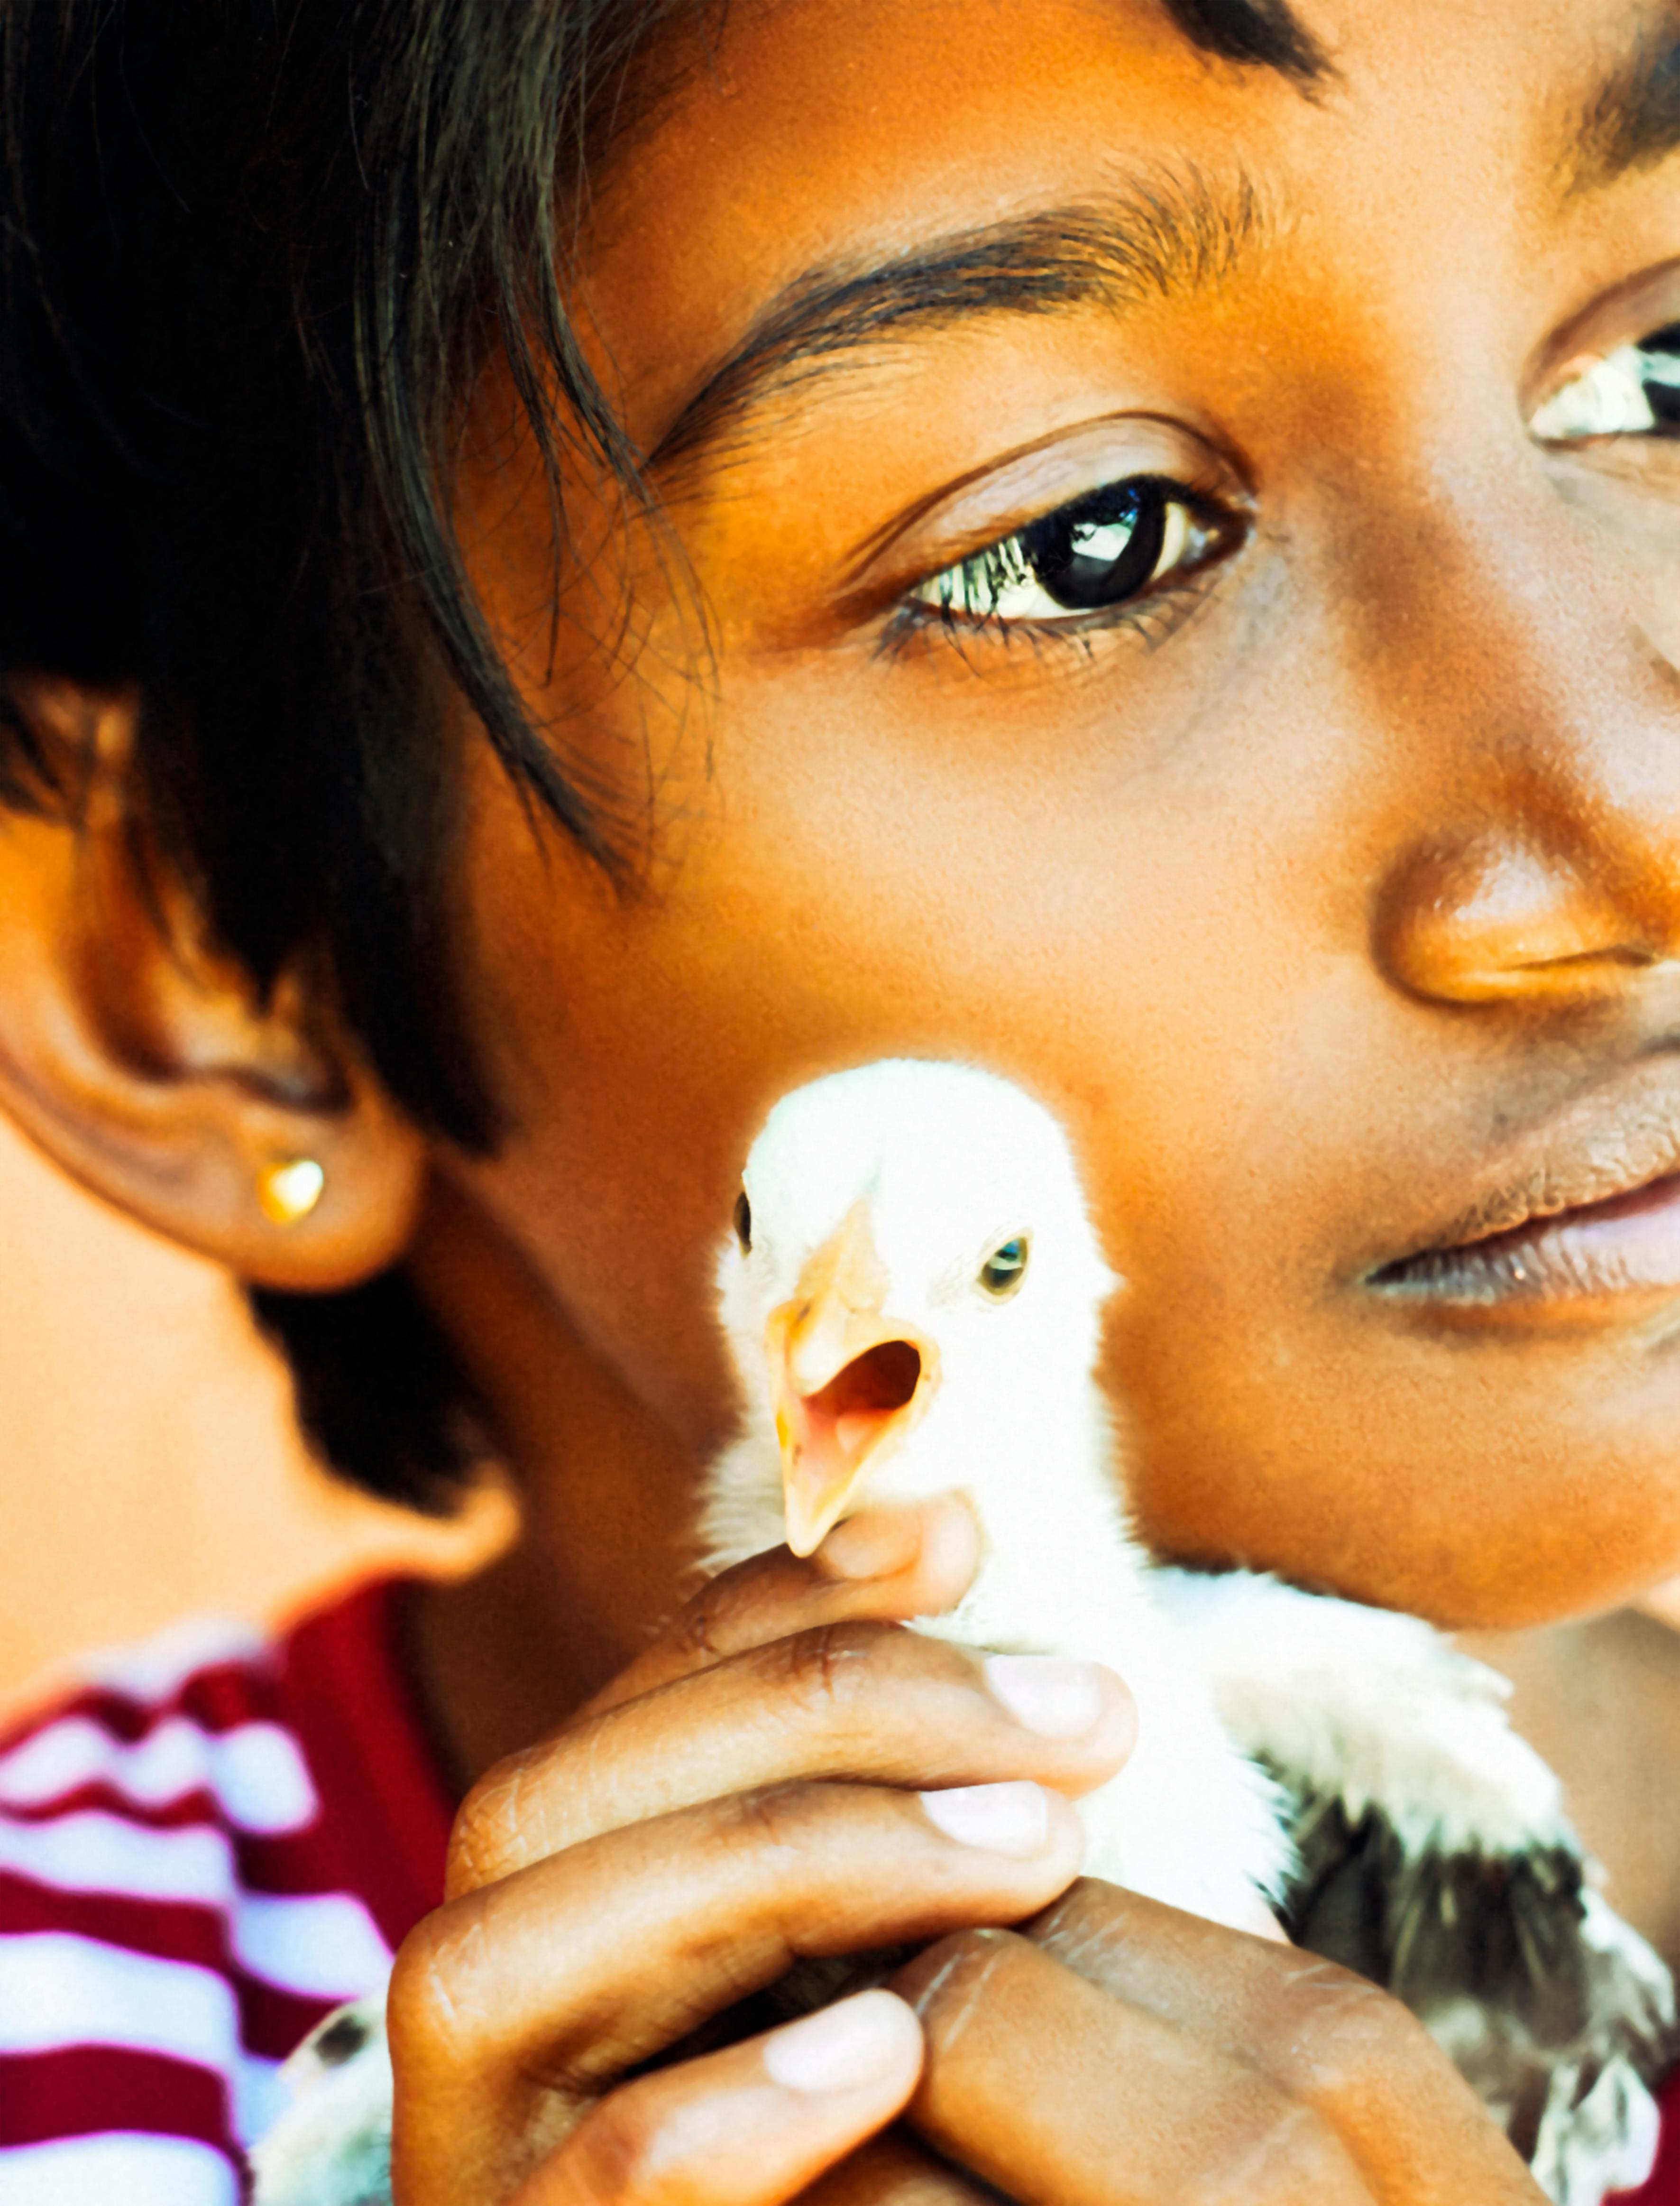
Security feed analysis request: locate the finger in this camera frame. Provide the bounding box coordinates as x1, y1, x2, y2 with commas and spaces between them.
450, 1620, 1133, 1889
586, 1497, 983, 1718
1026, 1882, 1540, 2202
898, 1929, 1377, 2203
390, 1778, 1083, 2203
794, 2129, 998, 2204
511, 1992, 923, 2206
893, 1929, 1374, 2206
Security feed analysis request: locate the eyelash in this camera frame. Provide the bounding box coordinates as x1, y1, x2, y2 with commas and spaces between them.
880, 473, 1239, 662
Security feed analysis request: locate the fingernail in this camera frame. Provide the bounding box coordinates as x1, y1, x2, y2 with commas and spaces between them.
763, 1989, 919, 2094
818, 1511, 918, 1580
919, 1780, 1050, 1855
983, 1655, 1105, 1739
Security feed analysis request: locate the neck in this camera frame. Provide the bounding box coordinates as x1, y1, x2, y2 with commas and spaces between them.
402, 1189, 703, 1791
1459, 1604, 1680, 1974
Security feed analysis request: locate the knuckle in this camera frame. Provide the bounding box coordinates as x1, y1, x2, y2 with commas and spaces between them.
448, 1752, 537, 1895
770, 1618, 911, 1720
386, 1904, 491, 2071
1191, 2099, 1366, 2205
1023, 1875, 1129, 1964
897, 1926, 1023, 2036
562, 2092, 670, 2205
1274, 1957, 1434, 2089
668, 1572, 737, 1669
776, 1621, 876, 1711
726, 1777, 829, 1859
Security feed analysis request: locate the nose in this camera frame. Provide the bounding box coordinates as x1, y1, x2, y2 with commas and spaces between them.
1362, 474, 1680, 1012
1377, 836, 1671, 1004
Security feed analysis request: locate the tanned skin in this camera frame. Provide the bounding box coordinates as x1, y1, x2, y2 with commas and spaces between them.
9, 0, 1680, 2194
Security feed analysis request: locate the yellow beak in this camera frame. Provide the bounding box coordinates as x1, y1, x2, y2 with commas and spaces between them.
767, 1203, 937, 1556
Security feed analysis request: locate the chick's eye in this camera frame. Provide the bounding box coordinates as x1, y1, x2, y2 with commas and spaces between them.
1531, 325, 1680, 442
909, 477, 1220, 627
979, 1237, 1028, 1297
734, 1190, 753, 1252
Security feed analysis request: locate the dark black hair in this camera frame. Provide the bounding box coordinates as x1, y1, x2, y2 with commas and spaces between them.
0, 0, 1327, 1508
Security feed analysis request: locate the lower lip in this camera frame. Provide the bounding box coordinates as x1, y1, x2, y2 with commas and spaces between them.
1370, 1171, 1680, 1324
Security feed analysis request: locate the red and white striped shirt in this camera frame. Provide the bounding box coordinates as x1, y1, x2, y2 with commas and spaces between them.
0, 1578, 454, 2202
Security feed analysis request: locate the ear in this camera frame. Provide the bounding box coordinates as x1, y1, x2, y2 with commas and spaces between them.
0, 679, 427, 1291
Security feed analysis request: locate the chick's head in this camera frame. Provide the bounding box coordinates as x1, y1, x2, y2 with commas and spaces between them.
718, 1060, 1120, 1553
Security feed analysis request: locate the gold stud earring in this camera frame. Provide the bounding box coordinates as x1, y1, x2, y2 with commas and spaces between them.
257, 1156, 325, 1226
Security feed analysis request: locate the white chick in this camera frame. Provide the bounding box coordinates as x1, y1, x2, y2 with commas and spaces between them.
700, 1057, 1293, 1929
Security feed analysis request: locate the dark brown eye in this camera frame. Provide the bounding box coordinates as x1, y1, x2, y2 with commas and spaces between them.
734, 1190, 753, 1251
979, 1237, 1027, 1296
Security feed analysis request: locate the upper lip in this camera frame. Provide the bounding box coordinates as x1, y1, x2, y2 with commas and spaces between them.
1368, 1052, 1680, 1276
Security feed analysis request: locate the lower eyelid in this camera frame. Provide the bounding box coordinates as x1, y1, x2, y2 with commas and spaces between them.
910, 498, 1220, 623
878, 554, 1229, 666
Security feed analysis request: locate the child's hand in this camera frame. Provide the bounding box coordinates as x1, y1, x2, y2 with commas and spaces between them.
383, 1499, 1543, 2204
384, 1495, 1125, 2203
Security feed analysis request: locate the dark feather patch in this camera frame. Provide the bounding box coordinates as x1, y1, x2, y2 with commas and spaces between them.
1279, 1778, 1675, 2155
310, 2011, 372, 2070
657, 1788, 1672, 2192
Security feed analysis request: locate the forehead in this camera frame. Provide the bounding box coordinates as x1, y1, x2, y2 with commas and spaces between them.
579, 0, 1662, 448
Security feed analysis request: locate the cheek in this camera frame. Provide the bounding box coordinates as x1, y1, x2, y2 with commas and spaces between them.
441, 635, 1319, 1458
1113, 1234, 1680, 1627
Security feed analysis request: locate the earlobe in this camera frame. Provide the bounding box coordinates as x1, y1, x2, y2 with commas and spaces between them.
0, 682, 428, 1292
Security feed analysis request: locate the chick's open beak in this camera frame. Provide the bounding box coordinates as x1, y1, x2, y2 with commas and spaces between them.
767, 1203, 937, 1556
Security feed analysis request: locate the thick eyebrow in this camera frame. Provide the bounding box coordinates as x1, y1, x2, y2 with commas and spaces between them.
650, 169, 1269, 473
1566, 16, 1680, 194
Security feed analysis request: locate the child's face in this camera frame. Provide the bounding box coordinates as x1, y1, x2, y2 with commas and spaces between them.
439, 0, 1680, 1627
